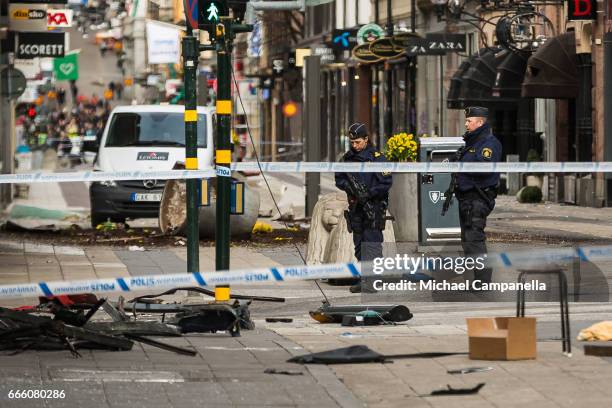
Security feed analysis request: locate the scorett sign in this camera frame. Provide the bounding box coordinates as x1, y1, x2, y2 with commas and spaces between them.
16, 32, 68, 59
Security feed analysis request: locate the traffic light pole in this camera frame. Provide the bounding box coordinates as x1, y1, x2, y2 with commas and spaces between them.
183, 28, 200, 273
215, 19, 232, 271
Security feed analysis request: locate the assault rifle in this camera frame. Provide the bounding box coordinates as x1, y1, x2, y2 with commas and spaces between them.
441, 146, 467, 216
345, 173, 376, 221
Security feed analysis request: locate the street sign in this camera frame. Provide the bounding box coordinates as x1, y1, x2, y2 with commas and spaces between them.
185, 0, 198, 30
9, 4, 48, 32
357, 23, 385, 44
352, 43, 382, 63
369, 37, 403, 58
53, 51, 78, 81
403, 33, 466, 56
47, 9, 73, 28
568, 0, 597, 20
0, 67, 27, 98
198, 0, 228, 30
16, 32, 68, 59
331, 28, 359, 51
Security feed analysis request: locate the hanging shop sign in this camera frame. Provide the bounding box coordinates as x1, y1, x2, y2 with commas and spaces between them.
53, 51, 78, 81
369, 37, 403, 58
146, 20, 181, 64
16, 32, 68, 59
331, 28, 359, 51
404, 33, 466, 56
311, 45, 335, 63
14, 58, 41, 79
352, 43, 382, 63
357, 23, 385, 44
568, 0, 597, 20
9, 4, 48, 32
47, 9, 73, 28
391, 32, 422, 48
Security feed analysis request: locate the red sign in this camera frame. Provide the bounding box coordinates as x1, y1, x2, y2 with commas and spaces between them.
48, 12, 68, 26
568, 0, 597, 20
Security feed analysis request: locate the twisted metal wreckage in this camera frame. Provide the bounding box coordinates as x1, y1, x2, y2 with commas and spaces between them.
0, 288, 285, 358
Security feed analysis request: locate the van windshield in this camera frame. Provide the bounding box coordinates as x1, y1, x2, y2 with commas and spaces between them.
105, 112, 207, 148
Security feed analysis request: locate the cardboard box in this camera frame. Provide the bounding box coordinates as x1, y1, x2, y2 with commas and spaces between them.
466, 317, 536, 361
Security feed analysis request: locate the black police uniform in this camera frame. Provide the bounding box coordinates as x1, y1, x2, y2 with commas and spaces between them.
335, 144, 393, 261
456, 110, 501, 283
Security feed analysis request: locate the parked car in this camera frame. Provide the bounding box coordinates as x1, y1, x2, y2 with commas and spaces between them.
89, 105, 214, 228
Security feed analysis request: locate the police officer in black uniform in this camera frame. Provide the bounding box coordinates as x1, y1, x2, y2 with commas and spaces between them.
335, 123, 393, 292
455, 107, 501, 283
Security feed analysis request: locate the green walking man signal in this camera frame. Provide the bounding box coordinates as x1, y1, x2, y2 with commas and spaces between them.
199, 0, 228, 29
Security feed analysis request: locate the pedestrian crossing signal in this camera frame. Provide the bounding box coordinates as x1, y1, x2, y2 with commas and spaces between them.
199, 0, 228, 27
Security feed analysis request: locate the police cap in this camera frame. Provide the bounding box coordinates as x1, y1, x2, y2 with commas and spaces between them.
348, 122, 368, 140
464, 106, 488, 118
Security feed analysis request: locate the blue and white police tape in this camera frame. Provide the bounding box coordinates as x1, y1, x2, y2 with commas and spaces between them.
232, 161, 612, 174
0, 263, 360, 299
1, 245, 612, 299
3, 161, 612, 184
0, 169, 216, 184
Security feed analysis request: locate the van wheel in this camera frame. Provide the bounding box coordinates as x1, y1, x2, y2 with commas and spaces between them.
90, 212, 107, 229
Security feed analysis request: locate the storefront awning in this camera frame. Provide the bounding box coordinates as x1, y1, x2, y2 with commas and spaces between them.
492, 50, 529, 99
447, 47, 518, 108
521, 32, 578, 99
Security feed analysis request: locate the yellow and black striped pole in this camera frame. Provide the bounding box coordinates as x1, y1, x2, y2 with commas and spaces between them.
215, 19, 232, 271
183, 31, 200, 273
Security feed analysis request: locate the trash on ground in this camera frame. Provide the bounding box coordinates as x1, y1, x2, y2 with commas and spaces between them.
265, 318, 293, 323
264, 368, 304, 376
0, 295, 199, 357
128, 245, 146, 251
583, 344, 612, 357
577, 321, 612, 341
252, 221, 273, 233
428, 383, 485, 396
447, 367, 494, 375
288, 345, 466, 365
466, 317, 536, 360
310, 303, 412, 324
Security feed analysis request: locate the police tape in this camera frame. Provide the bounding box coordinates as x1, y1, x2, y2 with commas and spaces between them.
1, 245, 611, 299
232, 161, 612, 174
0, 169, 216, 184
2, 161, 612, 185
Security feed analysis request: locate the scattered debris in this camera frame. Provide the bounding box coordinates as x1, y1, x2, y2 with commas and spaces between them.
583, 344, 612, 357
264, 368, 304, 376
124, 287, 285, 337
577, 321, 612, 341
310, 303, 412, 324
252, 221, 273, 234
128, 245, 146, 251
265, 318, 293, 323
288, 345, 466, 365
447, 367, 494, 375
428, 383, 485, 396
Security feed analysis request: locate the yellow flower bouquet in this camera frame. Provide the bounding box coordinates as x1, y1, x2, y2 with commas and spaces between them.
385, 132, 418, 162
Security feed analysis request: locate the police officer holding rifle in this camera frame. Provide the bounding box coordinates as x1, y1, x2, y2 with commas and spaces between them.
442, 107, 501, 284
335, 122, 393, 293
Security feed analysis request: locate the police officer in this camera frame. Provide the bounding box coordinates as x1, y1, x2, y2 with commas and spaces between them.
335, 123, 392, 292
455, 107, 502, 283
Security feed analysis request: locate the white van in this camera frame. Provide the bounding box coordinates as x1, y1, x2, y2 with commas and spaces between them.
89, 105, 215, 227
